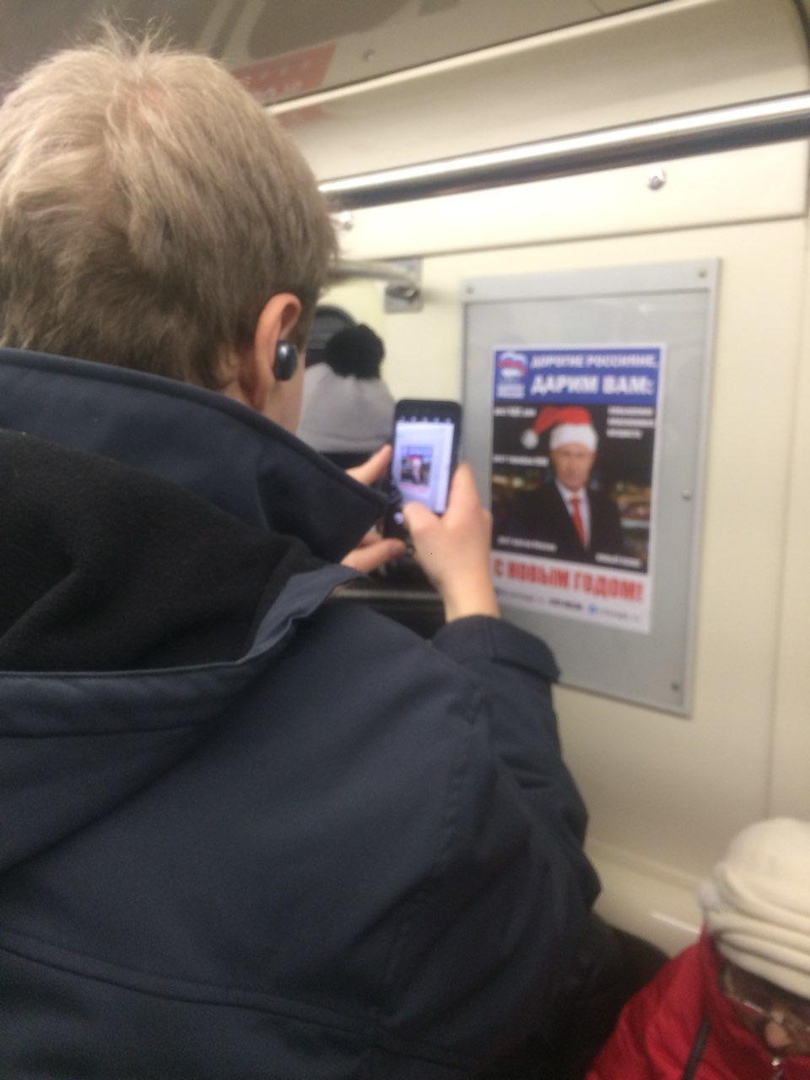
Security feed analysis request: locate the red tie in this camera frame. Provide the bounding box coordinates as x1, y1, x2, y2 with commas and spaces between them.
570, 496, 586, 547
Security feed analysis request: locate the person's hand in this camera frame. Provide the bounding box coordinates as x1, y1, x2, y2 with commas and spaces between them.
345, 444, 391, 488
402, 463, 499, 622
341, 445, 406, 573
342, 527, 405, 574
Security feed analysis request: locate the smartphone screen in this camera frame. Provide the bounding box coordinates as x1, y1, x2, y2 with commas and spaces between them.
383, 399, 461, 539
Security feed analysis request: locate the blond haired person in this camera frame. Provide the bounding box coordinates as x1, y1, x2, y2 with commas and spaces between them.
0, 29, 616, 1079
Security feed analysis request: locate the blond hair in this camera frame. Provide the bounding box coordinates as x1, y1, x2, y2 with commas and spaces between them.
0, 26, 337, 387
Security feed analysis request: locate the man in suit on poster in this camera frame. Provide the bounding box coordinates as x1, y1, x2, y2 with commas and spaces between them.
508, 406, 625, 563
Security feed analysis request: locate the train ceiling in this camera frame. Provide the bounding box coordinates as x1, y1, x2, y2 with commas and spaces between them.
0, 0, 676, 103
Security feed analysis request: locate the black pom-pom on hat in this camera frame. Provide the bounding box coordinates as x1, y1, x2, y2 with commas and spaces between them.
325, 324, 385, 379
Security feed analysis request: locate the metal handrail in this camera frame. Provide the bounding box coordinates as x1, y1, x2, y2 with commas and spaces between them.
319, 91, 810, 210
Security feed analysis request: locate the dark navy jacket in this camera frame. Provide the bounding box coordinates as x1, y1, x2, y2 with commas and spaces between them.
0, 349, 603, 1079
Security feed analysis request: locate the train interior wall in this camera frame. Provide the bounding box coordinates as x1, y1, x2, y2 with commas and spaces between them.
287, 0, 810, 953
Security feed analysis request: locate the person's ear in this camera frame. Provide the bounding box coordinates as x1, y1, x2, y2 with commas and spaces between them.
236, 292, 302, 411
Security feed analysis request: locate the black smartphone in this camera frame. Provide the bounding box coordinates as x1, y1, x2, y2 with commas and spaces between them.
382, 399, 462, 540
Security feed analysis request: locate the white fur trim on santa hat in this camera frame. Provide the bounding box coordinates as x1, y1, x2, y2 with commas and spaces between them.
700, 817, 810, 999
549, 423, 598, 453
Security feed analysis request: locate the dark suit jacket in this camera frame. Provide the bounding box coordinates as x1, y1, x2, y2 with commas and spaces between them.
506, 481, 624, 562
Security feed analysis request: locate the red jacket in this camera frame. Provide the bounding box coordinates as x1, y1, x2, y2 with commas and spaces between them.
587, 931, 810, 1079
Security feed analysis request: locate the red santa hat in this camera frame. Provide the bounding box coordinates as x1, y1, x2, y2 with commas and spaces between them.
521, 406, 598, 452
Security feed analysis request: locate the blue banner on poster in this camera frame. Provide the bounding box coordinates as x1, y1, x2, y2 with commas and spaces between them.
494, 347, 660, 407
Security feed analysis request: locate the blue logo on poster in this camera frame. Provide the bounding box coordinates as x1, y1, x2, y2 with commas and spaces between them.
495, 351, 528, 399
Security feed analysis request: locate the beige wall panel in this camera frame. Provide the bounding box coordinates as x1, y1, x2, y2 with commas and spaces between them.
770, 237, 810, 819
334, 141, 808, 265
346, 217, 807, 949
317, 279, 387, 339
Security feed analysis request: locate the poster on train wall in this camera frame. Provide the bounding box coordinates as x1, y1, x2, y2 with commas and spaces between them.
489, 345, 664, 633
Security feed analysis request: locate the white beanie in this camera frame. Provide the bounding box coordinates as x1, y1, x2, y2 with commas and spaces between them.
700, 817, 810, 999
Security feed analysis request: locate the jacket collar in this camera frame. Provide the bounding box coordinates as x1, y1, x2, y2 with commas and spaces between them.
0, 348, 384, 562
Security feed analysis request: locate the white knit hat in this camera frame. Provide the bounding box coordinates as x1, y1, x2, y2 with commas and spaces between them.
700, 817, 810, 999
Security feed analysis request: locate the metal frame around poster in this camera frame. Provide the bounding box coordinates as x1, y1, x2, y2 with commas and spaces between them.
461, 259, 719, 714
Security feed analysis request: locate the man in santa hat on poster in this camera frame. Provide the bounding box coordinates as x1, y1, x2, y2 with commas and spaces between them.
508, 406, 625, 562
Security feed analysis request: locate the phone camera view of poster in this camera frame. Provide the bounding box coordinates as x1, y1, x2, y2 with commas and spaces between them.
398, 445, 434, 496
391, 412, 457, 515
490, 346, 664, 634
